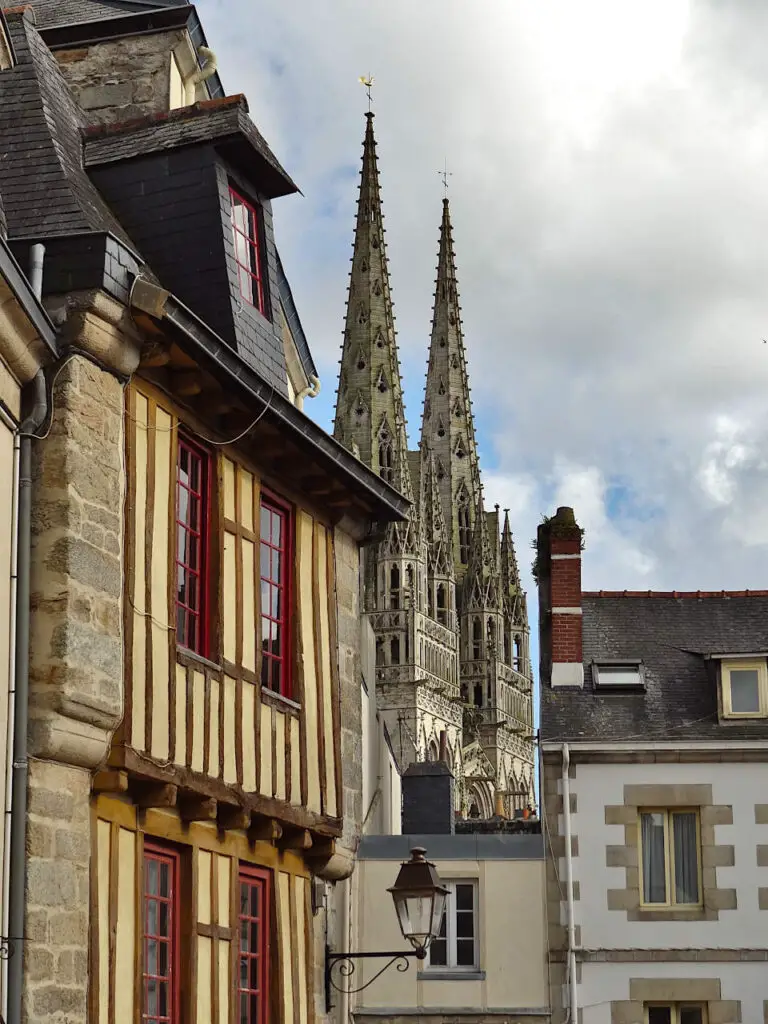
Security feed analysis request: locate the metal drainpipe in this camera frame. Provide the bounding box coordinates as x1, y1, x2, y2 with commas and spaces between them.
0, 405, 20, 1024
7, 243, 48, 1024
562, 743, 578, 1024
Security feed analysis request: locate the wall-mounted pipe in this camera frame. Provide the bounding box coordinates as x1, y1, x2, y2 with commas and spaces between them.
294, 374, 321, 412
0, 403, 20, 1024
28, 244, 44, 302
7, 244, 48, 1024
562, 743, 578, 1024
184, 46, 217, 105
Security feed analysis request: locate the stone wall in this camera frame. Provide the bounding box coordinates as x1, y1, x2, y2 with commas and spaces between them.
26, 353, 126, 1024
334, 526, 364, 854
23, 762, 91, 1024
53, 30, 190, 124
310, 526, 365, 1024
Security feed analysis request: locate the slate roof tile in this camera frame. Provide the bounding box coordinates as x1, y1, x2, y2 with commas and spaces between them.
27, 0, 188, 29
83, 95, 299, 198
540, 593, 768, 743
0, 10, 141, 249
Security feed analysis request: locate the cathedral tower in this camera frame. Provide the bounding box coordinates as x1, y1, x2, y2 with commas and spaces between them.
334, 112, 534, 813
334, 114, 462, 774
420, 198, 481, 582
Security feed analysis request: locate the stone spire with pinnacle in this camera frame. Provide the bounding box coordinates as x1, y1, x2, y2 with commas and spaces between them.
420, 198, 481, 578
463, 495, 501, 612
334, 112, 412, 502
501, 508, 527, 626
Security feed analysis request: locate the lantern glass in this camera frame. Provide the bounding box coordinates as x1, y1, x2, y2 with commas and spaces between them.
388, 848, 448, 956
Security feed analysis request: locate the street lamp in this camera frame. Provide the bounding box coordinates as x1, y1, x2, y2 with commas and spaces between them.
389, 847, 448, 957
325, 846, 448, 1009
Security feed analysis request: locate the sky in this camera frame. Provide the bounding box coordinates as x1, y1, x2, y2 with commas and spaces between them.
199, 0, 768, 604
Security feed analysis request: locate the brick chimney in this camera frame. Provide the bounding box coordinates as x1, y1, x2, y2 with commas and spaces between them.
536, 506, 584, 688
401, 762, 455, 835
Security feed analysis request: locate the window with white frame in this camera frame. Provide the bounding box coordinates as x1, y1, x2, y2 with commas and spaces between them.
721, 658, 768, 718
427, 880, 478, 970
645, 1004, 706, 1024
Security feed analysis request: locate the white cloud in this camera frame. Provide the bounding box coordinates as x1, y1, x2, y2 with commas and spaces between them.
198, 0, 768, 592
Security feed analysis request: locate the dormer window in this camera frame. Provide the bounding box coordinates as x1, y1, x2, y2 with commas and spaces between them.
721, 658, 768, 718
593, 662, 644, 690
230, 186, 267, 316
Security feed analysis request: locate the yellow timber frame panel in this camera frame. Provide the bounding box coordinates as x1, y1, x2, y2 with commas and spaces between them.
92, 795, 314, 1024
124, 382, 342, 823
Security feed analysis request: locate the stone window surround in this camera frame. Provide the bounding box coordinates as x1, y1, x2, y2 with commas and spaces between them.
758, 804, 768, 911
605, 785, 736, 922
610, 977, 740, 1024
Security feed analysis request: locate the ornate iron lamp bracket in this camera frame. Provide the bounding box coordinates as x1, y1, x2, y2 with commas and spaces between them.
325, 946, 425, 1010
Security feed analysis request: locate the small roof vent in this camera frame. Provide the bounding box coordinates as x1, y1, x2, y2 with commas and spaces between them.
592, 661, 645, 691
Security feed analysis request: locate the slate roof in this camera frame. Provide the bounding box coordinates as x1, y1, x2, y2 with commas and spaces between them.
276, 251, 317, 379
0, 9, 140, 247
84, 96, 299, 198
29, 0, 188, 29
540, 592, 768, 743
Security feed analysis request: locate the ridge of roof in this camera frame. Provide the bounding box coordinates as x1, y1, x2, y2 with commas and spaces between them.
83, 93, 246, 138
583, 590, 768, 599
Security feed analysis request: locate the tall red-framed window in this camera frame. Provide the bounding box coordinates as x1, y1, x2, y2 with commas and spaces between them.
175, 435, 210, 657
238, 866, 271, 1024
260, 492, 292, 697
142, 843, 180, 1024
230, 186, 267, 315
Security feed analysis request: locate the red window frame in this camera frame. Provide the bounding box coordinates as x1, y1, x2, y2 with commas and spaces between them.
259, 491, 292, 697
230, 186, 267, 315
175, 434, 210, 658
238, 865, 271, 1024
142, 843, 181, 1024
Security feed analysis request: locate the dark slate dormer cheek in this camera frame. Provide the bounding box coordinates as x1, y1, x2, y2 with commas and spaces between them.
215, 160, 288, 397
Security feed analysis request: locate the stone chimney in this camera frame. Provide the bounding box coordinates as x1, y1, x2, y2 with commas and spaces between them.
401, 762, 455, 835
536, 506, 584, 688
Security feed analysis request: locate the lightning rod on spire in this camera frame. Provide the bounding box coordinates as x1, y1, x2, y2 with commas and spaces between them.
359, 74, 374, 112
438, 158, 453, 194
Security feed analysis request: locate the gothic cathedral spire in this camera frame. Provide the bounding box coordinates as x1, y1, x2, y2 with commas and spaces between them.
334, 113, 412, 501
420, 198, 481, 578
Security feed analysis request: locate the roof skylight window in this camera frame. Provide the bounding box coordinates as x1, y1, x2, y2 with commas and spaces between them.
593, 662, 644, 690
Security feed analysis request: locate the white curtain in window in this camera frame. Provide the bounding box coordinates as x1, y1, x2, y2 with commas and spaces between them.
673, 813, 699, 904
641, 813, 666, 903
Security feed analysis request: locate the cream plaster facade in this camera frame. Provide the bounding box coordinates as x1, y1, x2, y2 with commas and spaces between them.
353, 841, 549, 1023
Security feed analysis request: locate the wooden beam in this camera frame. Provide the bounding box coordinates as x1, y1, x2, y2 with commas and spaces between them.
92, 770, 128, 794
301, 475, 334, 496
217, 805, 251, 832
141, 347, 171, 368
179, 796, 217, 823
135, 783, 178, 809
111, 746, 344, 837
305, 837, 336, 860
279, 828, 313, 852
248, 817, 282, 844
172, 371, 203, 397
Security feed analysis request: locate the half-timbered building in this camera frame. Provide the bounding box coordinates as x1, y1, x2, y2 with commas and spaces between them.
0, 3, 408, 1023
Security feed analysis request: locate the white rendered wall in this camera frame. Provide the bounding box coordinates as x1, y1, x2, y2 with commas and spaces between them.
568, 760, 768, 950
563, 759, 768, 1021
579, 961, 765, 1024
